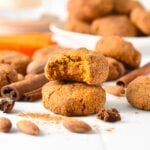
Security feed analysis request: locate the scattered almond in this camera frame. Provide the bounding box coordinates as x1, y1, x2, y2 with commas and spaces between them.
63, 119, 92, 133
27, 60, 46, 74
17, 120, 40, 135
17, 74, 24, 81
105, 85, 125, 96
0, 117, 12, 132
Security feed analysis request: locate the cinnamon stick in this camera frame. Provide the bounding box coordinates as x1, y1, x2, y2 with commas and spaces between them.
116, 63, 150, 87
23, 88, 42, 102
1, 73, 48, 101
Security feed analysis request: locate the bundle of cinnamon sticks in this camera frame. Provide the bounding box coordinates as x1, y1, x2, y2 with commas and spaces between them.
1, 73, 48, 102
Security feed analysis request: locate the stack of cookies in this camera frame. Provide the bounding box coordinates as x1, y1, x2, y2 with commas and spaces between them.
42, 48, 109, 116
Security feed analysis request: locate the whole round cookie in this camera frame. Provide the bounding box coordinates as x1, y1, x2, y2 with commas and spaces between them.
42, 81, 106, 116
131, 8, 150, 35
0, 50, 31, 75
114, 0, 144, 15
32, 45, 68, 61
96, 36, 141, 68
0, 64, 18, 90
68, 0, 114, 22
106, 57, 125, 81
91, 15, 139, 36
126, 76, 150, 110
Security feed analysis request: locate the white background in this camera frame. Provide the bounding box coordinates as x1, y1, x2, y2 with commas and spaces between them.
0, 0, 150, 150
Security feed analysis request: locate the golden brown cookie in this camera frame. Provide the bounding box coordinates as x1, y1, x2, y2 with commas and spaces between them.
45, 48, 109, 85
67, 0, 114, 22
96, 36, 141, 68
42, 81, 106, 116
114, 0, 144, 15
32, 46, 68, 61
0, 64, 17, 90
91, 15, 139, 36
64, 18, 91, 34
0, 50, 31, 75
106, 57, 125, 81
131, 8, 150, 35
126, 76, 150, 110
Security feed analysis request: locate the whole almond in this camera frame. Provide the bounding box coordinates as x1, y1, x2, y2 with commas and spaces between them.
0, 117, 12, 132
17, 120, 40, 135
17, 74, 24, 81
63, 119, 92, 133
105, 85, 125, 96
27, 60, 46, 74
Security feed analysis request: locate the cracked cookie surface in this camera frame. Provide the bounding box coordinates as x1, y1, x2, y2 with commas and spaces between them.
0, 50, 31, 75
0, 64, 17, 90
42, 81, 106, 116
45, 48, 109, 85
91, 15, 139, 36
96, 36, 141, 68
126, 76, 150, 110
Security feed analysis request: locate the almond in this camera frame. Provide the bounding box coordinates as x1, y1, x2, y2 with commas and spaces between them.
105, 85, 125, 96
17, 120, 40, 135
63, 119, 92, 133
0, 117, 12, 132
27, 60, 46, 74
17, 74, 24, 81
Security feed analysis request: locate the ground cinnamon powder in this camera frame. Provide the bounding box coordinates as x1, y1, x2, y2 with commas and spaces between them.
17, 112, 67, 124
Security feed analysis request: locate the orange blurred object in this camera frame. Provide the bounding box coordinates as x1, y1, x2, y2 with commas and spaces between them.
0, 33, 57, 56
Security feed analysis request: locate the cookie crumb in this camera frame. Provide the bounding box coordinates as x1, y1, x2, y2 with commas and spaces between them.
106, 127, 115, 133
96, 108, 121, 122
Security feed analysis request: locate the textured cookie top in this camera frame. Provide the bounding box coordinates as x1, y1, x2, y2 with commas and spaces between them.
126, 76, 150, 110
96, 36, 141, 68
91, 15, 138, 36
42, 81, 106, 116
32, 46, 68, 61
68, 0, 114, 22
131, 8, 150, 35
0, 50, 31, 74
45, 48, 109, 85
0, 50, 30, 62
0, 64, 18, 89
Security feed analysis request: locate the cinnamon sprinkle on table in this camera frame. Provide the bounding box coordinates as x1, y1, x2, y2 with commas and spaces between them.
106, 128, 115, 133
17, 112, 66, 124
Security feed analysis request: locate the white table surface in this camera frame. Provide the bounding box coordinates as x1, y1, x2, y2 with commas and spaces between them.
0, 72, 150, 150
0, 0, 150, 150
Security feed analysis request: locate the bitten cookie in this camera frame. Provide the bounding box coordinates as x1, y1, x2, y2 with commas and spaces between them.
106, 57, 125, 81
131, 8, 150, 35
91, 15, 139, 36
64, 18, 91, 34
32, 45, 68, 61
0, 64, 17, 90
0, 50, 31, 75
45, 48, 109, 85
126, 76, 150, 110
96, 36, 141, 68
42, 81, 106, 116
